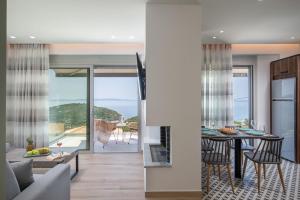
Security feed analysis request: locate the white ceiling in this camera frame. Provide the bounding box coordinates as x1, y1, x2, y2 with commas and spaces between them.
7, 0, 300, 44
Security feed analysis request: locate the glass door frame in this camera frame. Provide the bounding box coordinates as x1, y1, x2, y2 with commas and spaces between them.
93, 65, 141, 153
49, 64, 93, 151
233, 65, 254, 127
50, 64, 142, 153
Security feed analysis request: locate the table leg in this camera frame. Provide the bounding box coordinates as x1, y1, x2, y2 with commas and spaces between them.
76, 153, 79, 173
234, 139, 242, 178
71, 154, 79, 180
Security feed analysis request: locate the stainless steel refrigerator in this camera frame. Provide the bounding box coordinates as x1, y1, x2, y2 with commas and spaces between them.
272, 77, 296, 162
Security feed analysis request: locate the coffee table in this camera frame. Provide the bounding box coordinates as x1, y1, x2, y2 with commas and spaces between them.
6, 148, 79, 179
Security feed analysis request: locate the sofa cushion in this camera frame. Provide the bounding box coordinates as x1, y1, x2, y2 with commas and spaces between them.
10, 159, 34, 191
5, 160, 21, 200
33, 174, 43, 181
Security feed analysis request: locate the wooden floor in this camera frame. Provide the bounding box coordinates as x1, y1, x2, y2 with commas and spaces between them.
70, 153, 200, 200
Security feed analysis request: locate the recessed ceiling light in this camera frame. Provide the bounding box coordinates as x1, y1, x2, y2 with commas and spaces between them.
291, 36, 296, 40
257, 0, 263, 2
29, 35, 36, 39
10, 36, 16, 39
129, 35, 135, 39
220, 30, 224, 34
212, 36, 217, 39
111, 35, 116, 39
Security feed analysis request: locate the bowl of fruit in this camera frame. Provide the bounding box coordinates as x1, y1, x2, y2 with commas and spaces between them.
24, 147, 51, 158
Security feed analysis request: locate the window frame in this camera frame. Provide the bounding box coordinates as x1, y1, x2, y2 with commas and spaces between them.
48, 67, 91, 150
232, 65, 254, 127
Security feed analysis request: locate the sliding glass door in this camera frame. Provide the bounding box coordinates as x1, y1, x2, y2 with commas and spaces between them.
48, 68, 90, 150
93, 68, 139, 152
232, 66, 253, 127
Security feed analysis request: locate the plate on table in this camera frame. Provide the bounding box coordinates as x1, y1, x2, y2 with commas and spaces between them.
24, 152, 51, 158
245, 130, 265, 136
238, 128, 252, 131
202, 130, 218, 136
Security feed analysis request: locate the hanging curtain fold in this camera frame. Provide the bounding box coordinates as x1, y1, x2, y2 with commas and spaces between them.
202, 44, 233, 128
6, 44, 49, 148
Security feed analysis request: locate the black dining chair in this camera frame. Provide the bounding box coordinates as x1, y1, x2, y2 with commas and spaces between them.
202, 138, 214, 152
202, 137, 235, 193
242, 137, 285, 194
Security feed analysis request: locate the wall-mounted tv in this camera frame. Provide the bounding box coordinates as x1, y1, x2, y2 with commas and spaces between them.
136, 53, 146, 100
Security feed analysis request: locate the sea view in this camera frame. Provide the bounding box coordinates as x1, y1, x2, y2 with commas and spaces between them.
49, 99, 138, 119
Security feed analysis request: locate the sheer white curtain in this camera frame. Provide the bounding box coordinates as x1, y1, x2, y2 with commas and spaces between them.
7, 44, 49, 148
202, 44, 233, 128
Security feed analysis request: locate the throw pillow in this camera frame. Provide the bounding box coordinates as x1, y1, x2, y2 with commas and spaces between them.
5, 160, 21, 200
10, 159, 34, 191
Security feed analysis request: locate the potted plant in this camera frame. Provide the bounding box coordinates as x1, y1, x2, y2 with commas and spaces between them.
26, 136, 34, 152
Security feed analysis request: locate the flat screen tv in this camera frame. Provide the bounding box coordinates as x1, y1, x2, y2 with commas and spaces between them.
136, 53, 146, 100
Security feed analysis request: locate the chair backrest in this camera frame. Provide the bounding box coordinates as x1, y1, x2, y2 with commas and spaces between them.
254, 137, 284, 163
203, 137, 232, 164
202, 138, 210, 147
128, 122, 138, 131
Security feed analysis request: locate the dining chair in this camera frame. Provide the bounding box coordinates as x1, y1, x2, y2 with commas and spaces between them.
128, 122, 138, 144
202, 138, 214, 152
94, 119, 117, 148
242, 137, 285, 194
202, 137, 235, 193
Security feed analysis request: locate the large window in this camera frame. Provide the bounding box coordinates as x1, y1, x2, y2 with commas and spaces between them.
48, 68, 90, 150
233, 66, 253, 127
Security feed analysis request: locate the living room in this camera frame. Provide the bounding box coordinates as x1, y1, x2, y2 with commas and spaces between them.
1, 0, 300, 200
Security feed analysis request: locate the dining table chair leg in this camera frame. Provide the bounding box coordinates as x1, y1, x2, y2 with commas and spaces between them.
242, 157, 248, 180
226, 164, 235, 194
207, 164, 211, 193
241, 151, 243, 166
263, 164, 266, 179
254, 162, 258, 175
277, 164, 286, 194
257, 163, 261, 194
218, 165, 221, 180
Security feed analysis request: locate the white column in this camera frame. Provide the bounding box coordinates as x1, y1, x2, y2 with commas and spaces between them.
145, 0, 202, 192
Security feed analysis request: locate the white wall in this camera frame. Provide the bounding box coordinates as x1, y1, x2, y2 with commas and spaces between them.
232, 44, 300, 58
254, 55, 280, 132
49, 43, 144, 55
145, 2, 202, 192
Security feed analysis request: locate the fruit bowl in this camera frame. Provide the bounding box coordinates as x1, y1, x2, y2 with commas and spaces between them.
24, 147, 51, 158
218, 128, 238, 135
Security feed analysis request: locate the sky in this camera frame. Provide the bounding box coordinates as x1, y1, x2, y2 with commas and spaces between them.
233, 76, 249, 121
49, 69, 138, 101
94, 77, 138, 100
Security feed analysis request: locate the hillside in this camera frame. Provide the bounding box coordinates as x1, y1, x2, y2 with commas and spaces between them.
49, 103, 121, 129
125, 116, 138, 123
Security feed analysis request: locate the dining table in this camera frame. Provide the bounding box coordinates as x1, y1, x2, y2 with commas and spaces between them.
201, 128, 278, 178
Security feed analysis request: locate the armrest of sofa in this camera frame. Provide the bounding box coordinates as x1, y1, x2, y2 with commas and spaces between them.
13, 164, 71, 200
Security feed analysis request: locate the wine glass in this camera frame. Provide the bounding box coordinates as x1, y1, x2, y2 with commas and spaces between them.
211, 121, 215, 129
57, 142, 63, 156
250, 120, 256, 130
260, 125, 266, 133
